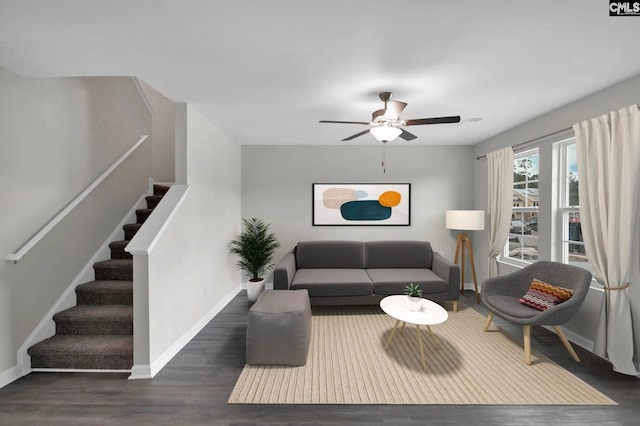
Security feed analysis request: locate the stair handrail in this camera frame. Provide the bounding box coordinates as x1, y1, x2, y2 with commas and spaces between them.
6, 134, 149, 264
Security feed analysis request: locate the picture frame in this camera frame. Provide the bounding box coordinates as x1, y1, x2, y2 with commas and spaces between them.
312, 183, 411, 226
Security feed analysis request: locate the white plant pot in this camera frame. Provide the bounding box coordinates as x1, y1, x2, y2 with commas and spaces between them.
247, 278, 265, 302
407, 296, 422, 312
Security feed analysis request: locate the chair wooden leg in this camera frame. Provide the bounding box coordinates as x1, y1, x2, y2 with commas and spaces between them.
483, 312, 494, 332
523, 325, 531, 365
554, 326, 581, 363
452, 300, 458, 313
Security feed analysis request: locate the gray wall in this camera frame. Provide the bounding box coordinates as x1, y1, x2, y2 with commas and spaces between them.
472, 73, 640, 348
241, 144, 475, 282
139, 79, 176, 182
129, 103, 242, 377
0, 68, 153, 379
147, 103, 241, 368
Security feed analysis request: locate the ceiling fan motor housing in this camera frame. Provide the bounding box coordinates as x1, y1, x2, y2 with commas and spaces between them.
379, 91, 393, 102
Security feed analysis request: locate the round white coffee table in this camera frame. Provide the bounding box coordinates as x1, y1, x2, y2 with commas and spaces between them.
380, 295, 449, 371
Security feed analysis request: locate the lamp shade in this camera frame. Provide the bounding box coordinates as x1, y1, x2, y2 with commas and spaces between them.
445, 210, 485, 231
370, 124, 402, 142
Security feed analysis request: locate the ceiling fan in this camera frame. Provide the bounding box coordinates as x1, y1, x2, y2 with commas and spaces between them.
319, 91, 461, 143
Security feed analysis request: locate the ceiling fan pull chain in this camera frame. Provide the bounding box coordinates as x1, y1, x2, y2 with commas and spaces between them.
382, 144, 386, 173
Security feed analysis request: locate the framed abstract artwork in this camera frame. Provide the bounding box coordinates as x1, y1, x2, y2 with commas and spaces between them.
312, 183, 411, 226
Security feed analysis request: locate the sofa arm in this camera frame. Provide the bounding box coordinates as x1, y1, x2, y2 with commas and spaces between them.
273, 251, 296, 290
432, 252, 460, 300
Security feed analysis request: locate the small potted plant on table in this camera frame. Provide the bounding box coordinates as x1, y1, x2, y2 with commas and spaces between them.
404, 283, 423, 312
229, 217, 280, 302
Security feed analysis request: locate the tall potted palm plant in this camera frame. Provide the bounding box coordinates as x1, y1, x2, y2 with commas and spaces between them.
229, 217, 280, 302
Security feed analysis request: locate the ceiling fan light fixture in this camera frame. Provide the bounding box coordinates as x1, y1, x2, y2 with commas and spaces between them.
370, 124, 402, 143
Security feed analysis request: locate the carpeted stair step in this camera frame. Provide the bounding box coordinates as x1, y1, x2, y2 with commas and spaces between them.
136, 208, 154, 224
94, 259, 133, 281
123, 223, 142, 240
27, 335, 133, 370
76, 280, 133, 305
54, 305, 133, 335
153, 184, 170, 196
145, 195, 163, 209
25, 185, 173, 372
109, 240, 131, 259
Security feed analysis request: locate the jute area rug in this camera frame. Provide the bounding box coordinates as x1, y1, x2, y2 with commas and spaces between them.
228, 303, 616, 405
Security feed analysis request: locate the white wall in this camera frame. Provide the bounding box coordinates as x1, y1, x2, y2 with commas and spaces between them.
138, 79, 176, 182
138, 103, 241, 374
241, 144, 475, 283
472, 73, 640, 349
0, 67, 152, 382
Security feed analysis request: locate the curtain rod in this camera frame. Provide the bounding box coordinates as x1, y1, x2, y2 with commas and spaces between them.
476, 103, 640, 160
475, 126, 572, 160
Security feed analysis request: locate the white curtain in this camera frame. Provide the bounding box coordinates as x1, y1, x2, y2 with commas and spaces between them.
573, 104, 640, 376
487, 147, 513, 278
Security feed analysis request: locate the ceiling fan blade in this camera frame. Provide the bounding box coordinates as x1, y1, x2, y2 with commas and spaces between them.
319, 120, 370, 125
404, 116, 461, 126
383, 101, 407, 120
399, 128, 417, 141
341, 129, 371, 141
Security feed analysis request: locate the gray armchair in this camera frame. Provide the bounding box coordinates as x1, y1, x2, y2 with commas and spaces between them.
480, 261, 592, 365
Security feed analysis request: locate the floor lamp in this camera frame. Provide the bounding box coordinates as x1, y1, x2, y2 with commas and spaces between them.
446, 210, 485, 304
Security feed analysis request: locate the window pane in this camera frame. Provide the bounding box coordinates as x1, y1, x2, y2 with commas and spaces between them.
510, 214, 525, 234
567, 212, 583, 243
513, 155, 538, 182
568, 243, 587, 259
568, 173, 579, 206
507, 211, 538, 261
525, 214, 538, 235
508, 235, 539, 261
513, 153, 539, 209
567, 144, 579, 206
564, 210, 589, 268
505, 150, 539, 264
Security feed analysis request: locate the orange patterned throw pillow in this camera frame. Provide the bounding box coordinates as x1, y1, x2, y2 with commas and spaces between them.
519, 278, 574, 311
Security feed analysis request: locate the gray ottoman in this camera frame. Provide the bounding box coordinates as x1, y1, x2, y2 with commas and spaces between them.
246, 289, 312, 366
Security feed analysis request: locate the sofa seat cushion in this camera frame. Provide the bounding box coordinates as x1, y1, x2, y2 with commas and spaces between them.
367, 268, 447, 295
291, 269, 373, 297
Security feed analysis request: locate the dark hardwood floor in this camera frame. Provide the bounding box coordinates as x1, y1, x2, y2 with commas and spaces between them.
0, 292, 638, 426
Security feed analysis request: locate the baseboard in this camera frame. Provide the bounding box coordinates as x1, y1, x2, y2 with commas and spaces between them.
15, 194, 148, 380
128, 284, 243, 380
0, 365, 22, 389
31, 368, 130, 374
128, 365, 152, 380
462, 282, 478, 293
543, 325, 595, 353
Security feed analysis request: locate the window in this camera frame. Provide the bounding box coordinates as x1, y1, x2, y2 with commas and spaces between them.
504, 149, 539, 263
558, 139, 589, 269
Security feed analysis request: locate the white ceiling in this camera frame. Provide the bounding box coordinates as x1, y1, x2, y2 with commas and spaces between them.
2, 1, 640, 146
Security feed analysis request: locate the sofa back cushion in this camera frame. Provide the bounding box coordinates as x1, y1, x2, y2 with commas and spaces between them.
365, 240, 433, 269
296, 240, 366, 269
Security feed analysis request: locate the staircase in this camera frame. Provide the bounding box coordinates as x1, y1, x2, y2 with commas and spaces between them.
27, 184, 170, 370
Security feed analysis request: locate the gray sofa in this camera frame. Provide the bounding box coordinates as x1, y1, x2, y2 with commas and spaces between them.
273, 240, 460, 311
